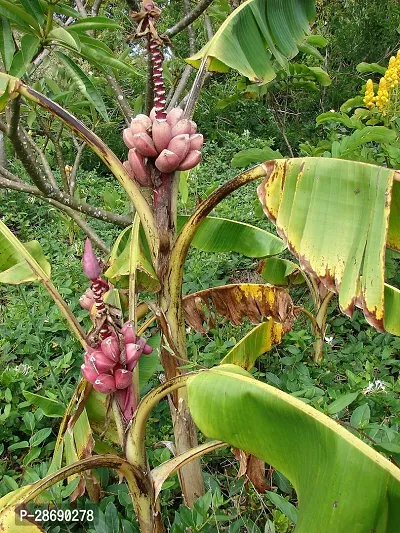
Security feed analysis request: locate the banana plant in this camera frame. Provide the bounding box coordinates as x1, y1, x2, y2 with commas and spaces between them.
1, 1, 400, 532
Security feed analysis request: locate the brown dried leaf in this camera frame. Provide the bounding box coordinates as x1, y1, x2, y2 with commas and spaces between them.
232, 448, 270, 493
183, 283, 295, 333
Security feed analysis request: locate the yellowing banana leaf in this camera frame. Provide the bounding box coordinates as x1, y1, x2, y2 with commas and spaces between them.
178, 215, 285, 257
0, 485, 44, 532
257, 158, 400, 335
258, 257, 305, 286
187, 365, 400, 533
183, 283, 295, 333
0, 232, 50, 284
85, 389, 119, 445
186, 0, 315, 84
221, 320, 284, 370
105, 225, 160, 293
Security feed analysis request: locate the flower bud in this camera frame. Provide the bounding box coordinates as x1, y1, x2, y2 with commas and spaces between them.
114, 368, 132, 389
101, 336, 120, 362
121, 321, 136, 344
177, 150, 202, 171
167, 134, 190, 162
86, 350, 116, 373
81, 363, 98, 383
126, 343, 142, 365
189, 134, 204, 151
132, 132, 158, 158
166, 107, 184, 126
155, 149, 181, 173
128, 149, 152, 187
93, 374, 116, 394
152, 119, 172, 153
83, 238, 101, 280
171, 119, 192, 136
79, 289, 94, 311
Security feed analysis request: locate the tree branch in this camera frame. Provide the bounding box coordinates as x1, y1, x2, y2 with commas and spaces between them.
184, 0, 196, 55
0, 168, 132, 227
106, 74, 134, 124
7, 98, 55, 195
91, 0, 103, 16
69, 139, 86, 195
167, 65, 192, 111
164, 0, 214, 39
74, 0, 87, 16
204, 15, 214, 40
183, 56, 211, 119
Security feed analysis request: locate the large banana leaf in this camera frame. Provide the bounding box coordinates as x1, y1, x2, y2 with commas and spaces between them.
257, 158, 400, 335
186, 0, 316, 84
0, 237, 50, 284
187, 365, 400, 533
178, 215, 286, 257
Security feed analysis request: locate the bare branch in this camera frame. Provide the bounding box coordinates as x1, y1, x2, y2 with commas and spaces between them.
91, 0, 103, 16
0, 166, 132, 227
106, 75, 134, 124
183, 57, 211, 119
74, 0, 87, 16
167, 65, 192, 111
8, 98, 55, 195
184, 0, 196, 55
204, 15, 214, 40
164, 0, 215, 39
22, 127, 59, 189
0, 171, 109, 252
69, 140, 86, 195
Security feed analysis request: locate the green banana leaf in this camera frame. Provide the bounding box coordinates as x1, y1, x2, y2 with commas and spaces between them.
220, 320, 281, 370
187, 365, 400, 533
178, 215, 286, 258
258, 257, 305, 286
104, 225, 160, 293
186, 0, 316, 84
257, 158, 400, 335
0, 227, 50, 284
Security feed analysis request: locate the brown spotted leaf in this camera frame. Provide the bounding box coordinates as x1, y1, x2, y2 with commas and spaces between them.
257, 158, 400, 335
183, 283, 295, 334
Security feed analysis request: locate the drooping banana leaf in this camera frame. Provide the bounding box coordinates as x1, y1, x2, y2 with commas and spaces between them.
186, 0, 316, 84
177, 215, 285, 258
257, 158, 400, 335
187, 365, 400, 533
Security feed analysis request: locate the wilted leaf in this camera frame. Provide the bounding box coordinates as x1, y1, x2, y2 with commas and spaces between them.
232, 447, 269, 493
183, 283, 295, 333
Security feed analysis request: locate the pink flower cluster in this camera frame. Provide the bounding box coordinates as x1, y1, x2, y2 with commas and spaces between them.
81, 321, 152, 395
123, 107, 203, 186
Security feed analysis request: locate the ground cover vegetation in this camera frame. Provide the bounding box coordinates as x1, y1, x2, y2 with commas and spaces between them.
0, 1, 400, 532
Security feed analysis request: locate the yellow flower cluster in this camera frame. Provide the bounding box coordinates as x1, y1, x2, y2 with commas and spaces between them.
376, 78, 389, 114
363, 79, 375, 109
363, 50, 400, 116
